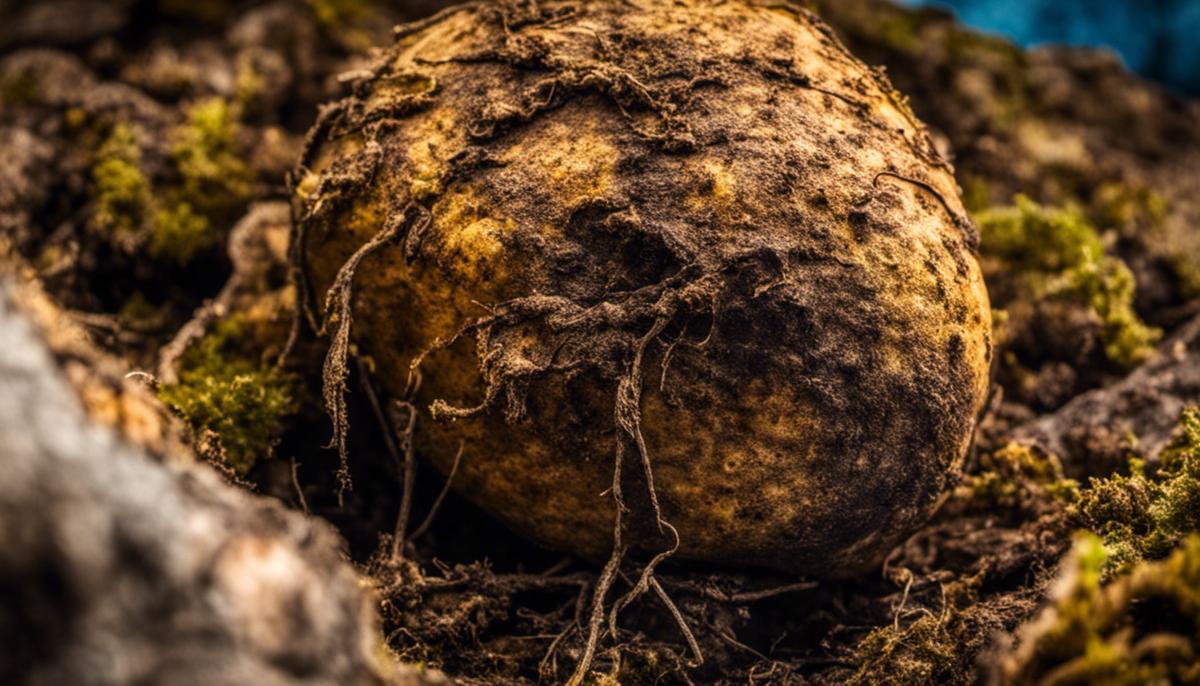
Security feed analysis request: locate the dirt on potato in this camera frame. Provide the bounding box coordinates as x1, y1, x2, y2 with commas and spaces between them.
297, 0, 991, 583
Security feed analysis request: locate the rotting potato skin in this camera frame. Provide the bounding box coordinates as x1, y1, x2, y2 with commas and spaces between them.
297, 0, 992, 577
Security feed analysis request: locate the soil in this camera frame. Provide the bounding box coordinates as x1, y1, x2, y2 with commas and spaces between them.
2, 1, 1198, 685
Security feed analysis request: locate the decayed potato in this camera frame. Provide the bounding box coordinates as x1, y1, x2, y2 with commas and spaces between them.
296, 0, 991, 577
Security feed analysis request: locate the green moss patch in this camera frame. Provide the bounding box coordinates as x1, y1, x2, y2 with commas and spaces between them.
150, 201, 212, 265
89, 99, 252, 265
848, 605, 959, 685
170, 97, 250, 216
91, 124, 151, 243
159, 317, 299, 474
977, 195, 1160, 369
1075, 408, 1200, 576
968, 443, 1080, 510
1002, 532, 1200, 684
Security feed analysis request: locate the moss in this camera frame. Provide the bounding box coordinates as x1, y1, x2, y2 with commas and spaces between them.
976, 195, 1160, 369
1075, 408, 1200, 576
849, 612, 956, 685
134, 98, 252, 264
977, 195, 1102, 274
1068, 252, 1160, 368
91, 123, 150, 242
234, 60, 266, 110
1091, 182, 1168, 236
847, 577, 982, 685
968, 443, 1079, 510
1170, 254, 1200, 299
1164, 407, 1200, 463
170, 98, 251, 218
89, 105, 250, 264
1000, 533, 1200, 684
150, 201, 212, 264
158, 317, 299, 474
1024, 534, 1119, 672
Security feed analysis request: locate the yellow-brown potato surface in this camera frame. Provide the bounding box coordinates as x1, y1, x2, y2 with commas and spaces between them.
298, 0, 991, 576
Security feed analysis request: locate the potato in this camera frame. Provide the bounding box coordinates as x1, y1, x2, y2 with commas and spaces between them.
295, 0, 991, 577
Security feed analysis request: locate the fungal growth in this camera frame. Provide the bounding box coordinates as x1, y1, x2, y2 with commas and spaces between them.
294, 0, 992, 581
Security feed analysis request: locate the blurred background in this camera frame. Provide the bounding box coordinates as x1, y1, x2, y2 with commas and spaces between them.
906, 0, 1200, 95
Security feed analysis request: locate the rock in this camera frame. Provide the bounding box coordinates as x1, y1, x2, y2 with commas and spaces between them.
0, 281, 443, 686
1014, 313, 1200, 476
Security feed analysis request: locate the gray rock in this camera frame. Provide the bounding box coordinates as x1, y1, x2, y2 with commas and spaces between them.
0, 284, 443, 685
1014, 313, 1200, 476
